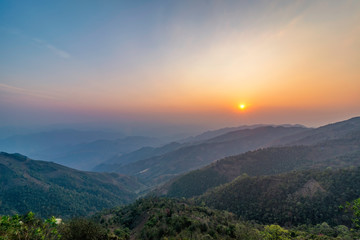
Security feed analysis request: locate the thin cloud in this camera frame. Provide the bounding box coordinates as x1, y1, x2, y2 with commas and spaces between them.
2, 28, 71, 59
32, 38, 71, 59
45, 44, 71, 58
0, 83, 59, 100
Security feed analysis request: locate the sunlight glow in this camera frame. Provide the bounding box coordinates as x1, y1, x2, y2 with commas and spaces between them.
238, 104, 246, 110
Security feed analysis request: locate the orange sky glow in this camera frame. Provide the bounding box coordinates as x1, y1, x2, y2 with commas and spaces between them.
1, 0, 360, 129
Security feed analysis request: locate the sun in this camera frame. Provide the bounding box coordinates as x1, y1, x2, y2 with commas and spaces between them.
238, 104, 246, 110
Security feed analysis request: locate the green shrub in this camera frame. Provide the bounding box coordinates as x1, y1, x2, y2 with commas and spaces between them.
59, 218, 108, 240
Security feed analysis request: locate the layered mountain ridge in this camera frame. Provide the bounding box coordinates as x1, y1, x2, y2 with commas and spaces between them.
96, 125, 308, 186
161, 118, 360, 198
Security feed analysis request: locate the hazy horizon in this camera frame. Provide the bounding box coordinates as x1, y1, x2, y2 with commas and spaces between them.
1, 0, 360, 133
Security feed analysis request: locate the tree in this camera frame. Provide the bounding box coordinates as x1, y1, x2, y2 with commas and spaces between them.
260, 225, 291, 240
345, 198, 360, 228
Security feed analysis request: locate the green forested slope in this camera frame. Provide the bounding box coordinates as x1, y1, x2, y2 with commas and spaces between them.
94, 197, 255, 239
0, 152, 144, 218
92, 197, 360, 240
197, 167, 360, 226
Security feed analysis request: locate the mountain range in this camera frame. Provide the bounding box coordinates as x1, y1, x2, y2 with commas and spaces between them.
1, 116, 360, 227
0, 129, 164, 170
161, 117, 360, 198
95, 117, 360, 188
96, 125, 308, 186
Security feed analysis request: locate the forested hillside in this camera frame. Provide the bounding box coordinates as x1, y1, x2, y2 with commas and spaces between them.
197, 167, 360, 226
0, 152, 144, 218
92, 197, 359, 239
3, 197, 360, 239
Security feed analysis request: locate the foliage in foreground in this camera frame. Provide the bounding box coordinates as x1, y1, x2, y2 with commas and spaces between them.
0, 212, 60, 240
0, 212, 109, 240
2, 198, 360, 239
94, 197, 360, 240
344, 197, 360, 229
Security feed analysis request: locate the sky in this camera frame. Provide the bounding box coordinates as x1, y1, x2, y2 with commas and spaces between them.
1, 0, 360, 133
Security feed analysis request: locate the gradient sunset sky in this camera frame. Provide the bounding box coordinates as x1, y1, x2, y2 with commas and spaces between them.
1, 0, 360, 131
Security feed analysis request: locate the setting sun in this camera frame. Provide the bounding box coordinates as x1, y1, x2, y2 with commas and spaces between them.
238, 104, 246, 110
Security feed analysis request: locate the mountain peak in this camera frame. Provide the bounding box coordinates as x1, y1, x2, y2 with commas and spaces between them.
0, 152, 28, 162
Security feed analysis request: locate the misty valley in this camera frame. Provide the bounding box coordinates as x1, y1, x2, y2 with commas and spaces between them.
1, 117, 360, 239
